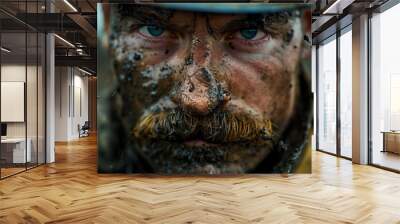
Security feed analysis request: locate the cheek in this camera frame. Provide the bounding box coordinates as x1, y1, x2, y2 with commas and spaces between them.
112, 33, 187, 92
225, 57, 297, 128
112, 34, 142, 63
112, 33, 182, 66
115, 57, 182, 113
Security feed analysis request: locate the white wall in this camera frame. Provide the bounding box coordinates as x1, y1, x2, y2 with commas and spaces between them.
1, 65, 40, 137
72, 72, 89, 138
1, 65, 26, 138
55, 66, 69, 141
55, 66, 89, 141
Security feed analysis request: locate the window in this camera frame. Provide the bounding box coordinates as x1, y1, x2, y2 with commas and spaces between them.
317, 35, 337, 154
339, 27, 352, 158
370, 3, 400, 171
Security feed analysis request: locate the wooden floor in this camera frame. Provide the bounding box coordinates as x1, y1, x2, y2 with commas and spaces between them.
1, 167, 26, 178
1, 135, 400, 224
1, 163, 44, 178
372, 150, 400, 171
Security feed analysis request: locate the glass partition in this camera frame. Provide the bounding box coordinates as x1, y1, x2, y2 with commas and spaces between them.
312, 45, 317, 150
1, 30, 28, 177
370, 3, 400, 171
317, 35, 337, 155
339, 27, 352, 158
27, 31, 38, 169
0, 1, 46, 179
38, 32, 45, 165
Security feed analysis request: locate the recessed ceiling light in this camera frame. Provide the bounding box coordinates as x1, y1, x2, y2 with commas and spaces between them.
78, 67, 93, 76
322, 0, 354, 15
54, 34, 75, 48
1, 47, 11, 53
63, 0, 78, 12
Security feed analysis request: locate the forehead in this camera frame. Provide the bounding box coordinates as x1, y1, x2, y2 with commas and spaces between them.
116, 5, 295, 29
168, 13, 249, 29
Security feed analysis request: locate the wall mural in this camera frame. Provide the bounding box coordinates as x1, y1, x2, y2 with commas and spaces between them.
97, 3, 312, 174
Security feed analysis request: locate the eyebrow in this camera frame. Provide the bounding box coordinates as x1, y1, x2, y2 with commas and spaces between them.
118, 5, 191, 31
219, 13, 293, 37
219, 18, 265, 33
119, 6, 169, 24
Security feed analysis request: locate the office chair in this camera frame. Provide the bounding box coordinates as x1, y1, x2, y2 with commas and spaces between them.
79, 121, 90, 138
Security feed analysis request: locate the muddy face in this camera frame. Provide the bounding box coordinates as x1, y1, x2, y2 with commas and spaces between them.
109, 5, 304, 174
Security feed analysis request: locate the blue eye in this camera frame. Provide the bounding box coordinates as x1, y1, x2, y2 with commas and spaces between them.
138, 25, 165, 37
239, 28, 258, 40
145, 25, 164, 37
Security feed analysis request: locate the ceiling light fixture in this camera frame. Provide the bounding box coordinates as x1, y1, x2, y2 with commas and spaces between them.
323, 0, 342, 14
54, 34, 75, 48
78, 67, 93, 76
1, 47, 11, 53
323, 0, 354, 15
63, 0, 78, 12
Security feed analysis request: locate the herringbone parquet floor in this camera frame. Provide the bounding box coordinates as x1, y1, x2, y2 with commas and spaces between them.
1, 135, 400, 224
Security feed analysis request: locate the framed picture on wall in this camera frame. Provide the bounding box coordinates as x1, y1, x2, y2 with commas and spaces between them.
1, 81, 25, 122
97, 3, 313, 174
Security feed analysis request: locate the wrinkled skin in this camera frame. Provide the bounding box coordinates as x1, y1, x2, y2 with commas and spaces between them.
109, 5, 305, 174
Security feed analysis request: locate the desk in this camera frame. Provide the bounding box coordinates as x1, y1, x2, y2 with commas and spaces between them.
1, 138, 31, 163
382, 131, 400, 154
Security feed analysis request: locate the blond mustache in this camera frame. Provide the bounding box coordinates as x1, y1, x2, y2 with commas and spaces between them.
133, 110, 274, 143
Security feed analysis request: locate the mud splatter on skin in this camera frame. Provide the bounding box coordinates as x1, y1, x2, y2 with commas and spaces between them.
115, 52, 143, 82
205, 15, 215, 38
200, 68, 212, 83
111, 26, 178, 118
185, 54, 193, 65
228, 42, 235, 50
284, 29, 294, 43
139, 64, 176, 99
201, 68, 225, 112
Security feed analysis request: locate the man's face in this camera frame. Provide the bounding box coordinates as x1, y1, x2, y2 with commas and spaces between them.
110, 6, 304, 173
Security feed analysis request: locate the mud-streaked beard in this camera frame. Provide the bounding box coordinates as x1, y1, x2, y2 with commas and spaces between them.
132, 108, 276, 174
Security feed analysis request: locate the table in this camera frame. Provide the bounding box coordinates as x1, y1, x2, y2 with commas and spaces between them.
382, 131, 400, 154
1, 138, 32, 163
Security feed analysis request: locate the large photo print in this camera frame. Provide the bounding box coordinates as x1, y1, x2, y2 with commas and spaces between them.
98, 3, 312, 174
